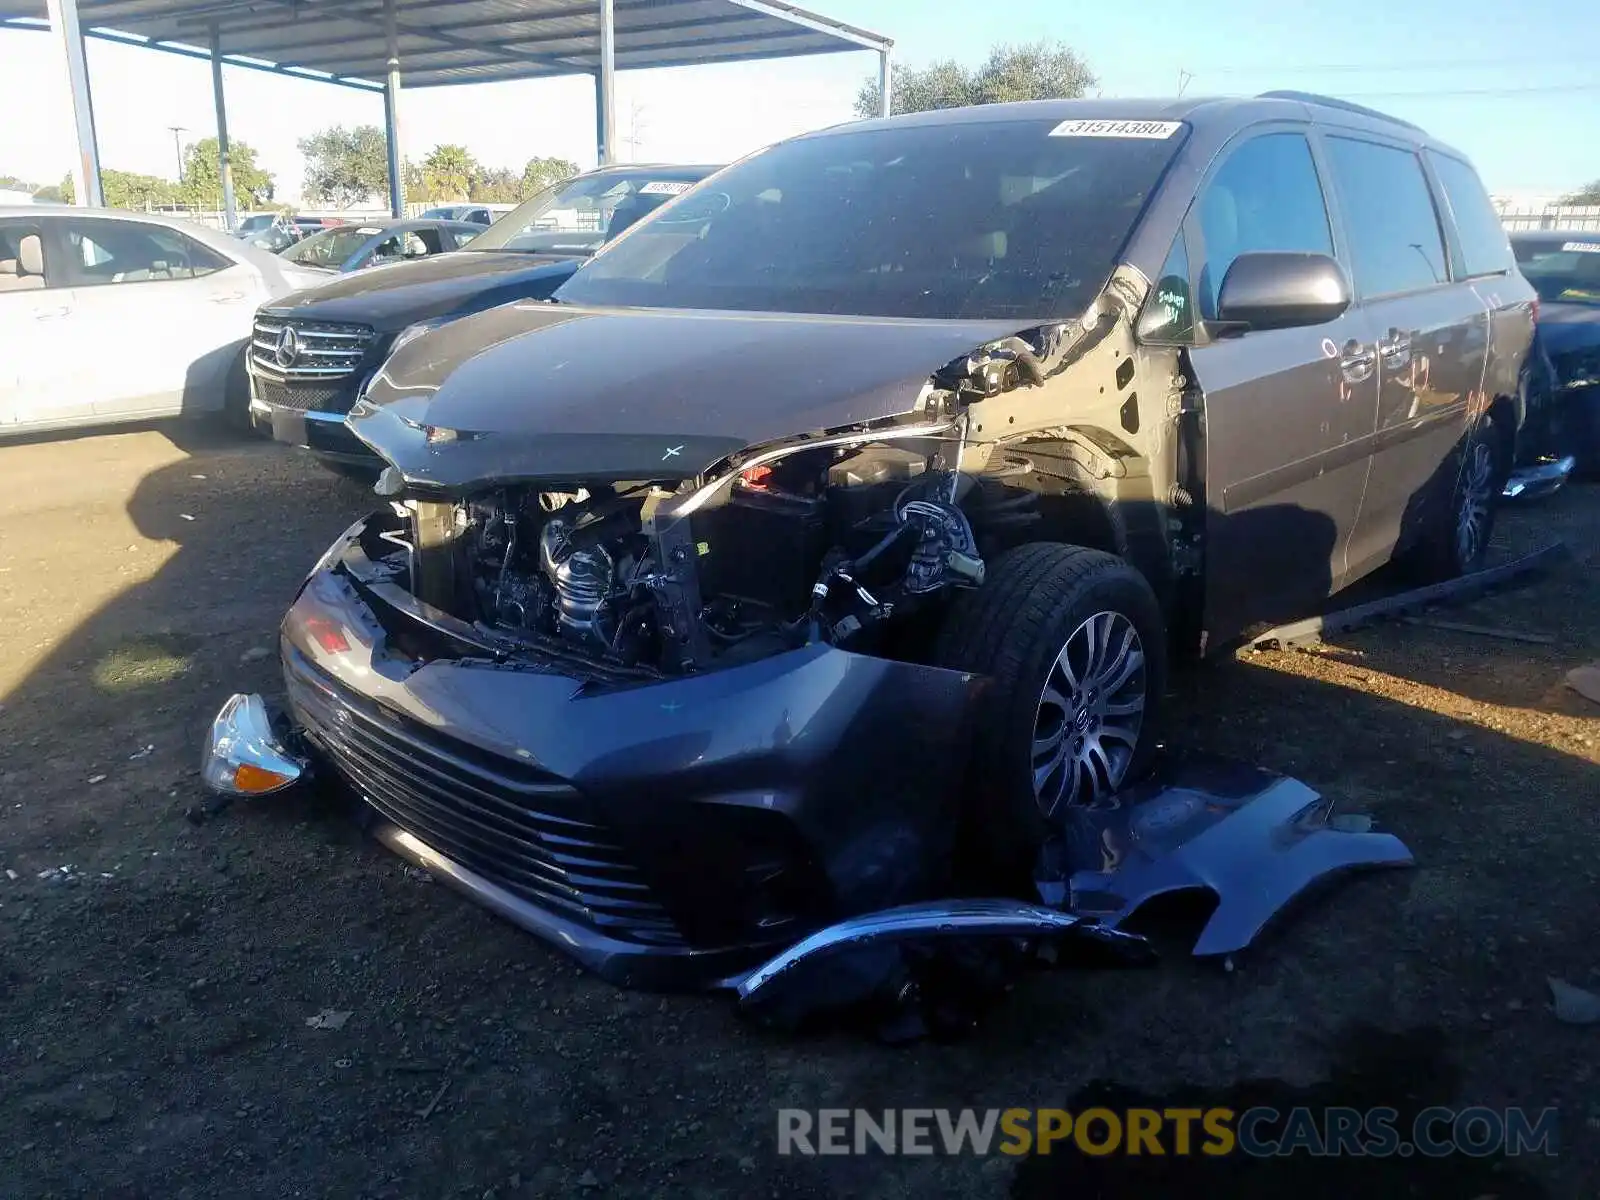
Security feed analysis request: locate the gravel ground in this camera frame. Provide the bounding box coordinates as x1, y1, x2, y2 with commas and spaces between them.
0, 423, 1596, 1199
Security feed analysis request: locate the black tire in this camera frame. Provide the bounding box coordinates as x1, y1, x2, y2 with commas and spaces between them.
1406, 417, 1507, 582
933, 543, 1167, 882
215, 347, 255, 436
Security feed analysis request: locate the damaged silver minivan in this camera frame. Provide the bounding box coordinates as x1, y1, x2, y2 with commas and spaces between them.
208, 93, 1530, 989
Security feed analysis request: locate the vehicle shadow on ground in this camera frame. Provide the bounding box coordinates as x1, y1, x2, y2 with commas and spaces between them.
0, 433, 370, 862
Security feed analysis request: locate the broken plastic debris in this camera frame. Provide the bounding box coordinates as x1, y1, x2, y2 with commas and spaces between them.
179, 514, 196, 522
128, 744, 154, 761
191, 473, 207, 480
305, 1009, 354, 1030
1564, 663, 1600, 707
4, 869, 16, 881
87, 774, 107, 784
1548, 977, 1600, 1025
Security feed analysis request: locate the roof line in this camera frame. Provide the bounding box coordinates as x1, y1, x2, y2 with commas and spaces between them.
0, 17, 385, 89
722, 0, 889, 50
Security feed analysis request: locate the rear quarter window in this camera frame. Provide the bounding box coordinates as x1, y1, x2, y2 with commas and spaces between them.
1427, 152, 1514, 278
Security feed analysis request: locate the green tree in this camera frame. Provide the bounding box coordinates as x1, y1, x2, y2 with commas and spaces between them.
298, 124, 390, 207
181, 137, 274, 209
32, 183, 66, 203
1561, 179, 1600, 205
0, 173, 35, 191
520, 156, 578, 198
854, 40, 1096, 118
422, 144, 476, 202
469, 165, 521, 204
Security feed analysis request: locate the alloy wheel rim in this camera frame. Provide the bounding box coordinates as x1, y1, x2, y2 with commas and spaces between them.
1031, 610, 1147, 818
1456, 441, 1495, 567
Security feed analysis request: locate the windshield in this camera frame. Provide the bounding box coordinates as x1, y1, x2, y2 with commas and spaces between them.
1515, 238, 1600, 305
553, 120, 1184, 320
236, 214, 275, 233
464, 171, 702, 255
282, 226, 379, 269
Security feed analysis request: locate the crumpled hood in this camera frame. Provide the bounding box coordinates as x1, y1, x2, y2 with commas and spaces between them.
348, 302, 1024, 492
264, 251, 581, 328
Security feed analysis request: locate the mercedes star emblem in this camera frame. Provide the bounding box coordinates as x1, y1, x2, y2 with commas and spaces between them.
274, 325, 300, 369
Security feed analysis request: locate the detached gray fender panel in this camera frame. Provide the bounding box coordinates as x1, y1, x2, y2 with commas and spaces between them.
1040, 753, 1414, 956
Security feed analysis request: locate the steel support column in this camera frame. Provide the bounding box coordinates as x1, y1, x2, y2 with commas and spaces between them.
44, 0, 102, 206
210, 26, 237, 230
878, 46, 892, 117
595, 0, 616, 166
384, 0, 404, 217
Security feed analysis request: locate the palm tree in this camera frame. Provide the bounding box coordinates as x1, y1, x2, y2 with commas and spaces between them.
422, 144, 475, 202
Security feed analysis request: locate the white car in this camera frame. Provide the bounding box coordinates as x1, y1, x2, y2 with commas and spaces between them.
0, 205, 330, 436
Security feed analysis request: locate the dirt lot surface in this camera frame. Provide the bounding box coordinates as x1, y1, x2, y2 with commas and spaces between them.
1, 424, 1597, 1199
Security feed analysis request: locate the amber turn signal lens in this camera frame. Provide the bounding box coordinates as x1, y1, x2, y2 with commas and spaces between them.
233, 763, 297, 793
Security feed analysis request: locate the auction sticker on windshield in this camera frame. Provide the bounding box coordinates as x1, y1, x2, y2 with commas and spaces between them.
639, 180, 694, 195
1049, 119, 1182, 139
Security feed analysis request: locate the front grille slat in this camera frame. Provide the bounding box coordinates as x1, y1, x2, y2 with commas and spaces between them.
285, 653, 682, 945
323, 730, 645, 889
251, 315, 374, 384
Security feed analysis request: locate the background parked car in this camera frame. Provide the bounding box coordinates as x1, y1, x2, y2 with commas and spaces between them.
249, 163, 718, 470
418, 204, 492, 225
0, 205, 330, 435
1512, 230, 1600, 477
277, 218, 483, 274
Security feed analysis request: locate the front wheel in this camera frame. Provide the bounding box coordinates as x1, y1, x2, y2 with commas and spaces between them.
933, 543, 1167, 880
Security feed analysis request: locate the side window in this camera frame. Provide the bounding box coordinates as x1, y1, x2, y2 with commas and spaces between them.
1323, 136, 1448, 297
1195, 132, 1333, 320
368, 235, 402, 264
1427, 151, 1513, 279
452, 227, 481, 248
0, 220, 51, 292
62, 220, 229, 285
1138, 232, 1194, 342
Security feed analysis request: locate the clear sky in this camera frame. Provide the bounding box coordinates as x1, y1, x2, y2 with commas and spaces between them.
0, 0, 1594, 202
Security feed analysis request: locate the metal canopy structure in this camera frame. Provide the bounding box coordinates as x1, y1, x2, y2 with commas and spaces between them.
5, 0, 892, 224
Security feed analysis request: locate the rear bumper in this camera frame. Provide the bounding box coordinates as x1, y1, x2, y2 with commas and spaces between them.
278, 517, 983, 989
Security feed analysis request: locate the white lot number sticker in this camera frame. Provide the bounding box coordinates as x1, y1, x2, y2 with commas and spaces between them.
639, 180, 692, 195
1561, 240, 1600, 254
1049, 119, 1182, 139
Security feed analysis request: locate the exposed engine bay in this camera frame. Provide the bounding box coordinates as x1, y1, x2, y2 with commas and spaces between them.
359, 312, 1174, 679
401, 441, 1036, 676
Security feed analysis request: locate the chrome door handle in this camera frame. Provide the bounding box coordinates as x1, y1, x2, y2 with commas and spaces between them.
1378, 328, 1412, 370
33, 305, 70, 321
210, 290, 248, 303
1339, 340, 1376, 383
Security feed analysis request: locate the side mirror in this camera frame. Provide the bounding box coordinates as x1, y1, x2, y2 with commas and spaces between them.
1215, 251, 1351, 333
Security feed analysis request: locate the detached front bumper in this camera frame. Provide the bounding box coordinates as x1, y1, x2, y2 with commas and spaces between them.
267, 517, 984, 989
